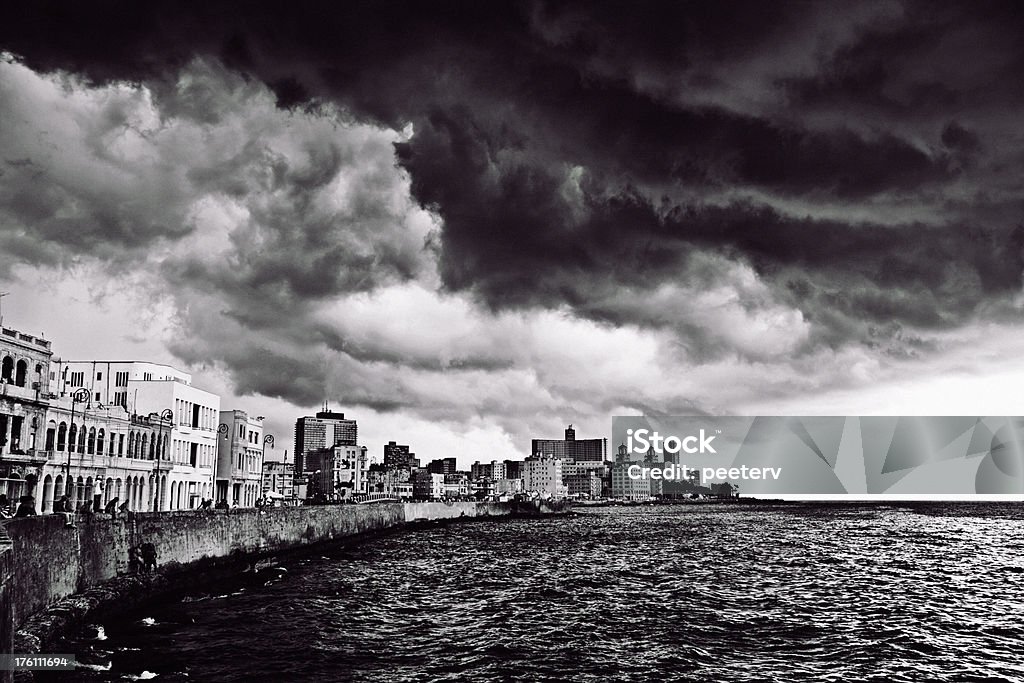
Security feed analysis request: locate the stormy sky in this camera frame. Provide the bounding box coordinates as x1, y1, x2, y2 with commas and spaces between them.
2, 1, 1024, 465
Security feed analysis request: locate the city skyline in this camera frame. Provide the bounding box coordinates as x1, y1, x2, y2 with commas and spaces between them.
3, 2, 1024, 469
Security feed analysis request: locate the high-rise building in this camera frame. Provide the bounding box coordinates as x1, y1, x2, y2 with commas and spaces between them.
293, 408, 357, 473
531, 424, 607, 462
384, 441, 416, 470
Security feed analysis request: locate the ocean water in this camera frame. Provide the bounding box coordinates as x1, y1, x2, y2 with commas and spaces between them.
63, 503, 1024, 682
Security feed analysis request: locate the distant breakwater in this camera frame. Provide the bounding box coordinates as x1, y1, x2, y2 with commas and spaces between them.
0, 500, 568, 674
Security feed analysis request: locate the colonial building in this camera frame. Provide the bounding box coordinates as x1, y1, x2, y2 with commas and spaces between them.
38, 399, 168, 513
52, 360, 220, 510
0, 325, 53, 505
216, 410, 267, 507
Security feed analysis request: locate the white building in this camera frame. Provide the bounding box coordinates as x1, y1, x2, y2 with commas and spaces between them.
217, 410, 267, 507
39, 398, 167, 513
53, 361, 220, 510
611, 462, 652, 501
523, 456, 567, 499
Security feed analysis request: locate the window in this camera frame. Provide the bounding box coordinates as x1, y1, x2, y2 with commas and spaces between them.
69, 371, 84, 387
96, 372, 103, 380
113, 391, 127, 408
115, 371, 128, 387
143, 372, 153, 381
95, 392, 100, 402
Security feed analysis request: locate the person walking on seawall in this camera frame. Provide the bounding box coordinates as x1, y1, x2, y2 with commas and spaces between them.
53, 494, 76, 528
104, 497, 120, 518
119, 500, 130, 517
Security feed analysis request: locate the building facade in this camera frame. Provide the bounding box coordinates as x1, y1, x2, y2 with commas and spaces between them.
293, 409, 357, 473
53, 360, 220, 510
0, 325, 53, 505
304, 444, 369, 499
531, 424, 607, 462
523, 456, 567, 499
216, 410, 266, 507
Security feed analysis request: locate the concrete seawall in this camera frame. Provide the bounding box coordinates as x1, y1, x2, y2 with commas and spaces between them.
0, 500, 564, 664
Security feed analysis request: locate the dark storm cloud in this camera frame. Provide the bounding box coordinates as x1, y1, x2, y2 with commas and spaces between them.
3, 0, 1024, 358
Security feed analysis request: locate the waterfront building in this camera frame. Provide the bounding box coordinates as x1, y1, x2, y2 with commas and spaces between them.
503, 459, 525, 480
523, 456, 567, 499
494, 478, 524, 496
367, 464, 414, 499
38, 399, 169, 513
531, 424, 607, 462
304, 444, 369, 499
383, 441, 417, 470
470, 460, 506, 481
565, 472, 602, 499
611, 462, 651, 500
443, 473, 470, 499
0, 325, 53, 505
413, 470, 444, 501
293, 407, 357, 473
216, 410, 266, 507
261, 457, 296, 504
426, 457, 457, 475
52, 360, 219, 510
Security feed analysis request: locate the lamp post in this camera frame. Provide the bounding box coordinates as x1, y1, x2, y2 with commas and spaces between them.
64, 388, 90, 500
217, 423, 229, 504
152, 408, 173, 512
261, 434, 274, 507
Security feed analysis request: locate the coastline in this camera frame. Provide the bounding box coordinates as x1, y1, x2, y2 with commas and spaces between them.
3, 500, 569, 675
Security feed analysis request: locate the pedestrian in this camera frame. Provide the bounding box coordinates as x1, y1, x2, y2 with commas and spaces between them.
53, 494, 76, 528
104, 497, 120, 518
119, 500, 130, 516
14, 496, 36, 517
140, 542, 157, 573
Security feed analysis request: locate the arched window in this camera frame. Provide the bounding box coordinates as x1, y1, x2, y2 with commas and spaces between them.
68, 424, 77, 453
0, 356, 12, 382
141, 434, 149, 460
78, 426, 87, 453
127, 432, 135, 458
15, 359, 27, 387
149, 433, 156, 459
97, 429, 105, 454
87, 427, 96, 454
57, 422, 67, 451
45, 420, 57, 451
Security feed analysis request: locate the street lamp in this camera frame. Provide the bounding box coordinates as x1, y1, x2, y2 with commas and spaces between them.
152, 408, 173, 512
64, 388, 90, 500
261, 434, 274, 507
217, 422, 229, 503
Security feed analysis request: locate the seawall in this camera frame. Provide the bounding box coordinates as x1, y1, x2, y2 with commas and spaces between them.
2, 500, 565, 663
